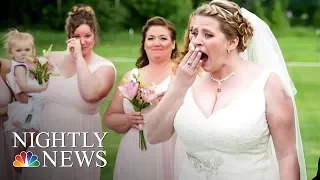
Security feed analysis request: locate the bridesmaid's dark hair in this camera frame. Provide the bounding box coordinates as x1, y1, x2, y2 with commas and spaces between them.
65, 4, 99, 43
135, 16, 178, 68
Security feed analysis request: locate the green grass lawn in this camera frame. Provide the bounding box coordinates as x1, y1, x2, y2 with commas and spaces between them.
289, 66, 320, 179
0, 28, 319, 179
0, 28, 319, 62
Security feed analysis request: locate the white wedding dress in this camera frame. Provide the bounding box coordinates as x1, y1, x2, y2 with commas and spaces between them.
174, 69, 281, 180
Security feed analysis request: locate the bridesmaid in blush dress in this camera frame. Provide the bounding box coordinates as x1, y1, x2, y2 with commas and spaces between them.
0, 59, 19, 180
20, 4, 116, 180
104, 17, 178, 180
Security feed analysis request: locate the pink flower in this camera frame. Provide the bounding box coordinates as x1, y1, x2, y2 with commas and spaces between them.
118, 80, 139, 101
140, 88, 157, 102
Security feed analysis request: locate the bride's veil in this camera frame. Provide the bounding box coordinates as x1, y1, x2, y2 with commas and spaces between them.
240, 8, 307, 180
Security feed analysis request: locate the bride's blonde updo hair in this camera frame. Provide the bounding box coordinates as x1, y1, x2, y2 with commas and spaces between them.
195, 0, 254, 52
65, 4, 99, 40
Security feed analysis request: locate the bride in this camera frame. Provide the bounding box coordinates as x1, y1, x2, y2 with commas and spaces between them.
145, 0, 307, 179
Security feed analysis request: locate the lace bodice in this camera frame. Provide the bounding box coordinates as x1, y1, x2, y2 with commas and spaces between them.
173, 69, 280, 180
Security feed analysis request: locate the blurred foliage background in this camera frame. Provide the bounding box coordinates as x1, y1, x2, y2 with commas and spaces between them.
0, 0, 319, 33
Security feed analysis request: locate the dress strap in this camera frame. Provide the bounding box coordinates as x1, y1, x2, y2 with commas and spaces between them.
6, 61, 29, 95
10, 60, 29, 73
255, 68, 275, 91
89, 60, 117, 86
89, 60, 116, 73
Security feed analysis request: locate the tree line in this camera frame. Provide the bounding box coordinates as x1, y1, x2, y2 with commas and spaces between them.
0, 0, 319, 33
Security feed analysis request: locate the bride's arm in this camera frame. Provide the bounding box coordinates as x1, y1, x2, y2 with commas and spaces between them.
145, 76, 187, 144
265, 73, 300, 180
146, 49, 201, 144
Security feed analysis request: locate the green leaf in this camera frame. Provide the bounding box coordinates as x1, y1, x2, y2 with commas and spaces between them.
132, 98, 141, 106
132, 73, 137, 80
29, 70, 36, 76
133, 104, 141, 112
43, 44, 53, 57
25, 114, 32, 123
130, 98, 142, 112
130, 102, 140, 112
142, 102, 151, 109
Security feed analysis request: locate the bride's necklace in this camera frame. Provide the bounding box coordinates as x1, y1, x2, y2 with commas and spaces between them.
209, 60, 242, 93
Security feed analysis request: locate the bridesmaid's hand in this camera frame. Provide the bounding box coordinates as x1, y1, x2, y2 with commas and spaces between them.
40, 81, 49, 91
16, 93, 30, 104
126, 112, 145, 130
67, 38, 82, 60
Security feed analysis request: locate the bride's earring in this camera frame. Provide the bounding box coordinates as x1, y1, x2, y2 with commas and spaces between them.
227, 49, 230, 54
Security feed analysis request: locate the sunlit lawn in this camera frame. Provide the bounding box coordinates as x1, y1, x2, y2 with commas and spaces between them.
0, 28, 319, 62
0, 28, 319, 179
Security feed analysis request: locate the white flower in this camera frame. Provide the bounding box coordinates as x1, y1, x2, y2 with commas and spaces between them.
38, 57, 48, 66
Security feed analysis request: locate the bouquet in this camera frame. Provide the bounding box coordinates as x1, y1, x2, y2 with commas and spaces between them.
25, 44, 59, 85
118, 72, 158, 151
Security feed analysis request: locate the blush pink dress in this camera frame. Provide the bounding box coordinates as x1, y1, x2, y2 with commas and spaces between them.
0, 71, 20, 180
113, 68, 177, 180
21, 59, 116, 180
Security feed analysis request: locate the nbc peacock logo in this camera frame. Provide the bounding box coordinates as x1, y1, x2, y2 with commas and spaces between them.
13, 151, 40, 167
